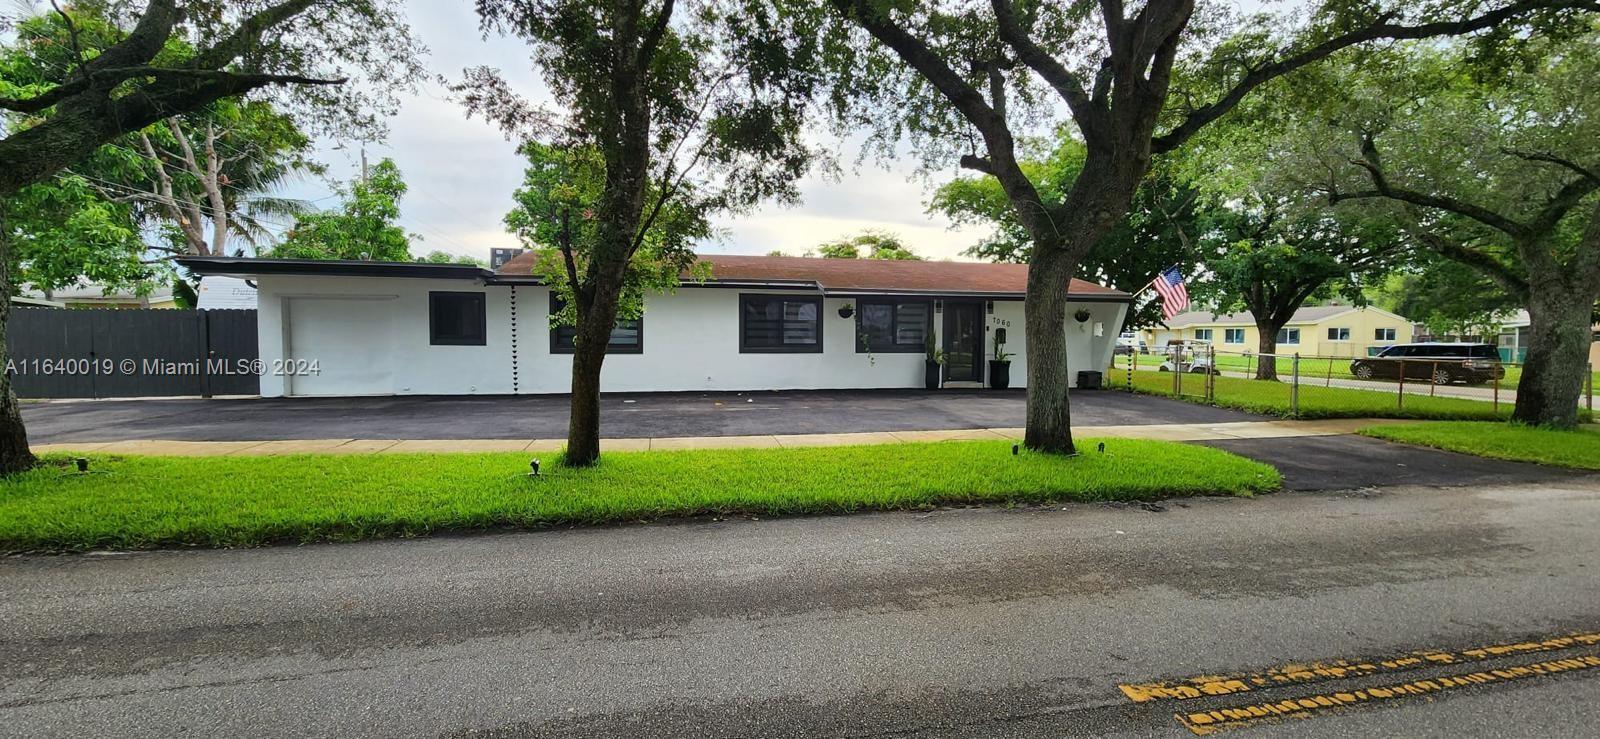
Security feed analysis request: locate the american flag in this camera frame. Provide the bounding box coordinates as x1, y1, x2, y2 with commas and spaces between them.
1152, 266, 1189, 320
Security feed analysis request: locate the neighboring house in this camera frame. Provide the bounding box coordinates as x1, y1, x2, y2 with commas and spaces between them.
1592, 323, 1600, 371
1142, 305, 1414, 358
195, 276, 258, 310
22, 280, 177, 309
178, 253, 1130, 398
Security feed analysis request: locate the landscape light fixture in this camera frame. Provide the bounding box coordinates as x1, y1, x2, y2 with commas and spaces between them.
75, 457, 89, 473
529, 459, 540, 477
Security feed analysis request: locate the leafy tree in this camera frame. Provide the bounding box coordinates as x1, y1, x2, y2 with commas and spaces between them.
270, 159, 415, 261
504, 141, 709, 336
462, 0, 823, 466
1368, 257, 1522, 341
1312, 32, 1600, 426
0, 0, 424, 473
2, 8, 320, 261
416, 251, 487, 267
816, 230, 920, 260
6, 173, 150, 294
807, 0, 1597, 454
1197, 198, 1405, 379
928, 135, 1202, 330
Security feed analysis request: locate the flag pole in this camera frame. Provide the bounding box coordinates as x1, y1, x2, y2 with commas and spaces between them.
1130, 264, 1181, 302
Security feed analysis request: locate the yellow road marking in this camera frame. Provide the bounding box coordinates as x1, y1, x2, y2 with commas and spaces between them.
1176, 654, 1600, 735
1118, 631, 1600, 703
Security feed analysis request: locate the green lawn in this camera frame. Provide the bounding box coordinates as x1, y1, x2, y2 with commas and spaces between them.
0, 440, 1280, 552
1105, 368, 1523, 420
1359, 421, 1600, 469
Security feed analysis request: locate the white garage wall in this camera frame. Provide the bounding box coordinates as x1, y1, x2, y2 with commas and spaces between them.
257, 275, 515, 397
254, 275, 1126, 397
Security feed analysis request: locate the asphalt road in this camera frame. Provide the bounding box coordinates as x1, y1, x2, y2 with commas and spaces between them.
4, 472, 1599, 737
20, 389, 1257, 443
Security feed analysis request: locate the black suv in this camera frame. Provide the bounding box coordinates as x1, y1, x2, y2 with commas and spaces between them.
1349, 343, 1506, 385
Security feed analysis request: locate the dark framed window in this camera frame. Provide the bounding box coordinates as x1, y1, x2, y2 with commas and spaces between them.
1275, 328, 1300, 345
856, 298, 931, 353
429, 291, 486, 346
740, 294, 822, 353
549, 294, 642, 354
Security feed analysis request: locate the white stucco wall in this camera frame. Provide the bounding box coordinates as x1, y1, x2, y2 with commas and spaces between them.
252, 275, 1127, 397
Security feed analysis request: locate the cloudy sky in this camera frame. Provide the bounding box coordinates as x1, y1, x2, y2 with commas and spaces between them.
278, 1, 992, 263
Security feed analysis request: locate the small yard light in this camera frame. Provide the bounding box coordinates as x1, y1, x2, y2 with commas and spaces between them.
1011, 444, 1018, 456
75, 457, 89, 473
529, 458, 541, 477
1097, 442, 1106, 453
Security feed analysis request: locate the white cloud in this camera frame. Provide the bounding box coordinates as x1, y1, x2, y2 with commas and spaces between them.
275, 0, 999, 264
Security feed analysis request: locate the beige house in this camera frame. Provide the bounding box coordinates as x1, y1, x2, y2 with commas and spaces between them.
22, 280, 178, 309
1143, 305, 1415, 358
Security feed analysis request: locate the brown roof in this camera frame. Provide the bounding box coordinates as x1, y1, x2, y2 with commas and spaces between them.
495, 252, 1126, 298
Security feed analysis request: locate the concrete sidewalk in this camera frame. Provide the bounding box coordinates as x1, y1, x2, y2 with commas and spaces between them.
29, 417, 1417, 456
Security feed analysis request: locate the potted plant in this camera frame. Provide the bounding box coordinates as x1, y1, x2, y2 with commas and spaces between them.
1073, 308, 1092, 323
924, 336, 945, 390
989, 338, 1012, 389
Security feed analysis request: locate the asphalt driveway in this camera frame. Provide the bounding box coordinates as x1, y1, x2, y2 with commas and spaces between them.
21, 388, 1260, 444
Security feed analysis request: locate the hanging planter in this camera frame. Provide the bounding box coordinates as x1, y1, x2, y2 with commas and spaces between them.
1073, 308, 1092, 323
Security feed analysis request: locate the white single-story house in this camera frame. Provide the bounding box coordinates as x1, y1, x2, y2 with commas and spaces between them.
178, 253, 1130, 398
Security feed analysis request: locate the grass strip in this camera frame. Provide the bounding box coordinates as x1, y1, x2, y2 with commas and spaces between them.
0, 439, 1280, 552
1358, 421, 1600, 469
1105, 368, 1533, 421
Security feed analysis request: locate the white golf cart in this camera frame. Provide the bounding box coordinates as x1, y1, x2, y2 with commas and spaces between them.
1157, 340, 1219, 374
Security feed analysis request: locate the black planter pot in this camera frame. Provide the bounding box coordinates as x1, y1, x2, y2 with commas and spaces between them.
924, 361, 942, 390
988, 360, 1011, 389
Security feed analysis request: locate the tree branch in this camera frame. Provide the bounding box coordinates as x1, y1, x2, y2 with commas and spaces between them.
1503, 148, 1600, 184
637, 0, 677, 73
194, 0, 319, 69
1152, 0, 1600, 153
0, 69, 342, 113
1335, 134, 1532, 239
990, 0, 1104, 142
959, 155, 997, 175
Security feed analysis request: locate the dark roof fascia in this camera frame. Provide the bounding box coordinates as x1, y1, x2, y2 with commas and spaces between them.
822, 288, 1130, 302
178, 257, 1130, 301
177, 256, 489, 281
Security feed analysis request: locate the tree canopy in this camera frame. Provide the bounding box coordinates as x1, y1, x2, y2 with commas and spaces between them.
815, 230, 920, 260
270, 158, 415, 261
1298, 27, 1600, 425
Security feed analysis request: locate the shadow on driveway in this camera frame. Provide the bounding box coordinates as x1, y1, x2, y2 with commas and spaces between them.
22, 388, 1263, 444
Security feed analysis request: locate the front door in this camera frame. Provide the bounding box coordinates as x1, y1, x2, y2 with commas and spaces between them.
943, 300, 984, 383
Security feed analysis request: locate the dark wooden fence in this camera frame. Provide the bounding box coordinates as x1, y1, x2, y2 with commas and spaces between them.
7, 308, 259, 398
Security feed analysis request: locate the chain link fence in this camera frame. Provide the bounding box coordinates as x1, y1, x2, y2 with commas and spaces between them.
1110, 344, 1595, 419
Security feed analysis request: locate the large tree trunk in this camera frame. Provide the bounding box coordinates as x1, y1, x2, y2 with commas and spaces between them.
1253, 320, 1282, 381
1513, 288, 1594, 428
1022, 247, 1079, 454
0, 205, 37, 474
564, 278, 627, 467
